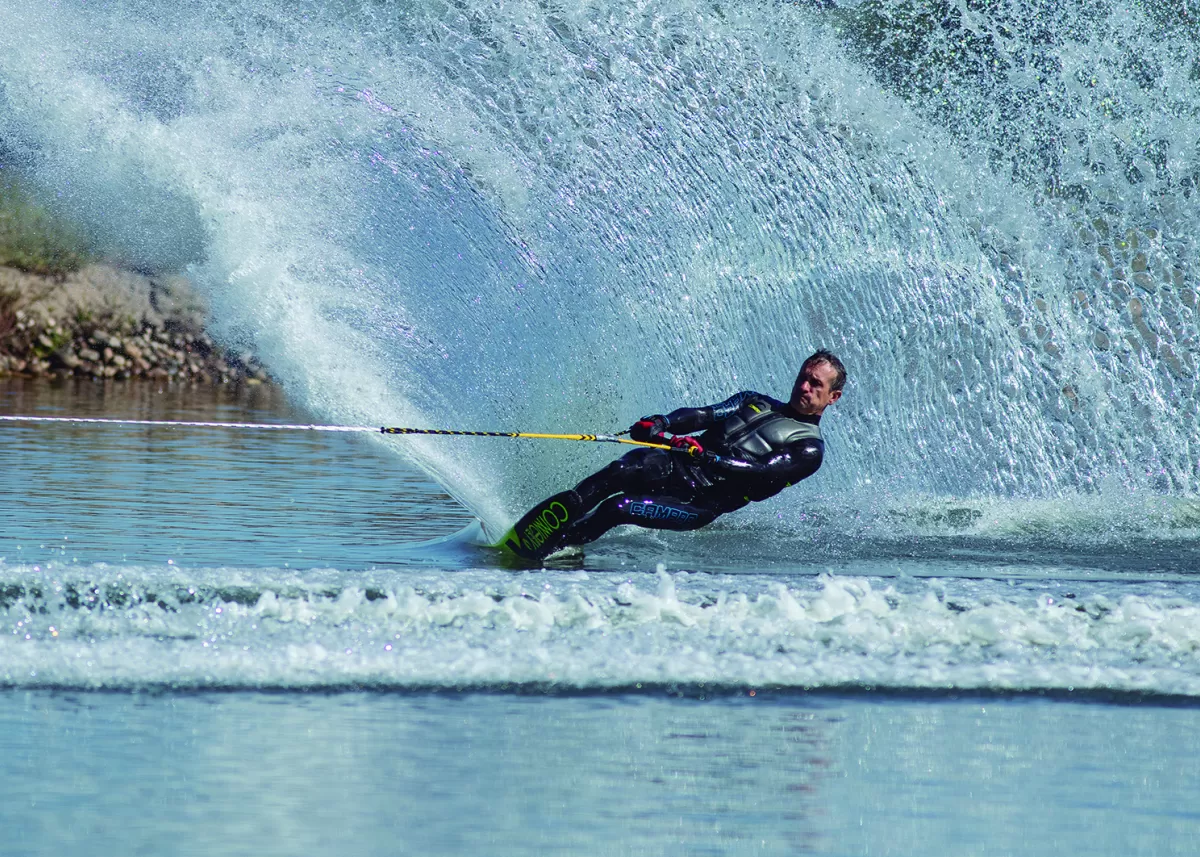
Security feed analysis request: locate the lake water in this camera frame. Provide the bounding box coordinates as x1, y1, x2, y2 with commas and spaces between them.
3, 378, 1199, 855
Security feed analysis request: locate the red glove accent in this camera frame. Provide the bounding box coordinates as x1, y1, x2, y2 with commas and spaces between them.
670, 435, 704, 455
630, 416, 668, 442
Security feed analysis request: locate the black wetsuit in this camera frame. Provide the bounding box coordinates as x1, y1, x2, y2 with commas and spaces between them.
505, 391, 824, 560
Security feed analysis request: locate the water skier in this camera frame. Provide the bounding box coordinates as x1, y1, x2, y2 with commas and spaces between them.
499, 349, 845, 561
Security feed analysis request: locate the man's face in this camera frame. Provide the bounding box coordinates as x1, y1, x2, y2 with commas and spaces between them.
790, 361, 842, 416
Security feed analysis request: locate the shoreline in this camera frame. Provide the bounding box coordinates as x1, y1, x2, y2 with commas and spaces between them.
0, 263, 270, 385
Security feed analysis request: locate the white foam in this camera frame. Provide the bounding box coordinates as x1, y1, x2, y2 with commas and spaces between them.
3, 564, 1199, 695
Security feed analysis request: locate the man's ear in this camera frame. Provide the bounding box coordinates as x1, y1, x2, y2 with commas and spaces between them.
829, 389, 843, 405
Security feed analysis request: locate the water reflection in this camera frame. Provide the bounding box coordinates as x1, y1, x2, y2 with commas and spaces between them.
4, 690, 1197, 856
0, 691, 833, 856
0, 378, 472, 569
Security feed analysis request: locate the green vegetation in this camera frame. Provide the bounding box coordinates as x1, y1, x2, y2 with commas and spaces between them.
0, 172, 94, 275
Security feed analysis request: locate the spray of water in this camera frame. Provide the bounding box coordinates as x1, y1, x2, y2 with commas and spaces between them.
0, 0, 1196, 537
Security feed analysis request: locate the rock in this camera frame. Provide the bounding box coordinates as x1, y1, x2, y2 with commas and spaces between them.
0, 263, 271, 384
53, 348, 81, 369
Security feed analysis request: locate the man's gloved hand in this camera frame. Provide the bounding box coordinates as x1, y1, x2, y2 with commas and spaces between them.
669, 435, 704, 456
629, 415, 668, 442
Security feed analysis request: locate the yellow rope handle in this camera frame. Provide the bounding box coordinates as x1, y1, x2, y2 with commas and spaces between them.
380, 426, 678, 451
519, 433, 679, 452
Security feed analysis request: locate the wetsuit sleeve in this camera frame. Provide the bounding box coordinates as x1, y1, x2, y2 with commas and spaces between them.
705, 439, 824, 485
651, 391, 759, 436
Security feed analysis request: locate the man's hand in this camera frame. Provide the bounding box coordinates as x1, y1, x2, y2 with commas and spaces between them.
670, 435, 704, 455
629, 415, 668, 442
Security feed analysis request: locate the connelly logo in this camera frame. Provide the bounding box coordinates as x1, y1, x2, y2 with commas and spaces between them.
521, 501, 570, 550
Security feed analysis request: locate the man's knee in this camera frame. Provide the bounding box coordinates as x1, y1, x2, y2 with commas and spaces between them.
561, 492, 719, 549
615, 496, 717, 531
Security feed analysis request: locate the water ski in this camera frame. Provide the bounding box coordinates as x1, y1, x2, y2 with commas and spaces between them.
489, 490, 584, 562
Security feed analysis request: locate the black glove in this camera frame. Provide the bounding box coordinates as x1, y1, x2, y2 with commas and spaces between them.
629, 415, 668, 443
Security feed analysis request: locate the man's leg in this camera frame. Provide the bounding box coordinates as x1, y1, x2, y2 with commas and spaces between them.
499, 489, 586, 560
502, 448, 680, 561
561, 494, 719, 547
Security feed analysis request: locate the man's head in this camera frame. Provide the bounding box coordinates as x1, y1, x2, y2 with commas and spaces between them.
789, 349, 845, 416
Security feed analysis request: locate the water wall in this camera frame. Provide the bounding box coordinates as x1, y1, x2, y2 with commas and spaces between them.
1, 0, 1196, 533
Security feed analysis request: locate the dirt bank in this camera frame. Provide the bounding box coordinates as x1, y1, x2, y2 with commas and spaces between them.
0, 264, 269, 384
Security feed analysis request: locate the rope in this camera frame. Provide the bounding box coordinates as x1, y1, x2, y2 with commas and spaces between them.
0, 414, 673, 449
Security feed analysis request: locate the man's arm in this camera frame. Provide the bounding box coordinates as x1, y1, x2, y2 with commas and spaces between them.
704, 440, 824, 485
631, 391, 759, 439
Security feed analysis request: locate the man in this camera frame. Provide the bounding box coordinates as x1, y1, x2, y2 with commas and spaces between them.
498, 349, 846, 562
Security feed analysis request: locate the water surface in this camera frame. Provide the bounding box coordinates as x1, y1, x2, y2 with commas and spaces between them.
3, 690, 1198, 857
3, 0, 1200, 849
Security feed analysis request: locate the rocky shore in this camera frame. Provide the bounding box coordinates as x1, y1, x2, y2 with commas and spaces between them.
0, 264, 270, 385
